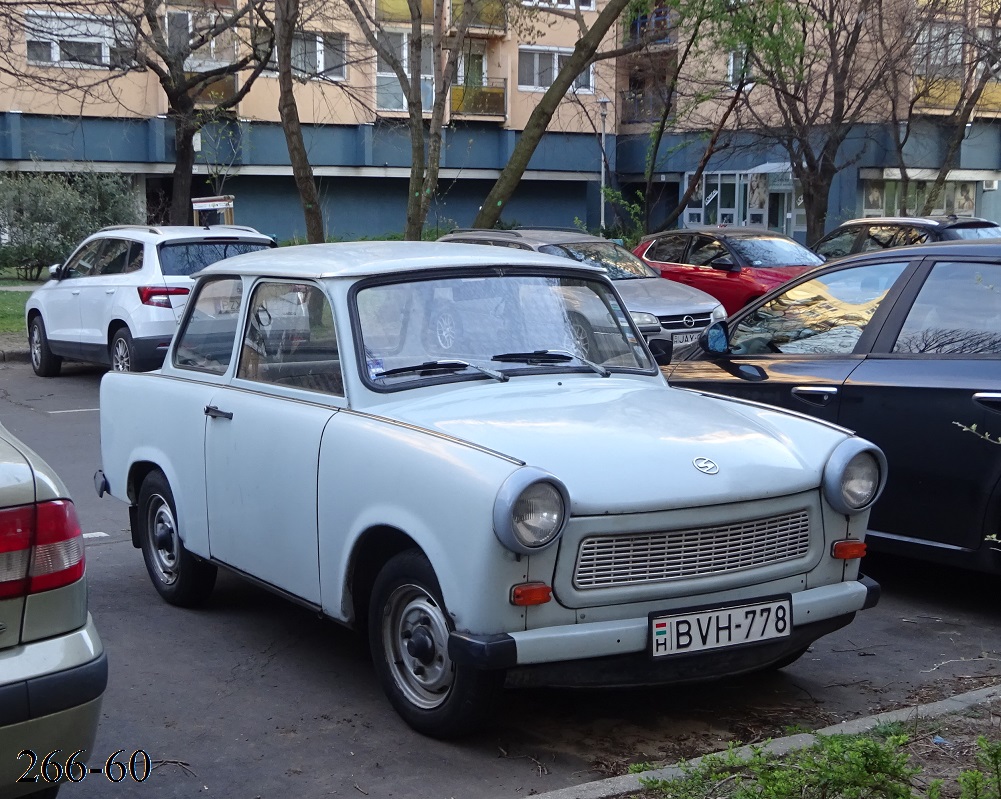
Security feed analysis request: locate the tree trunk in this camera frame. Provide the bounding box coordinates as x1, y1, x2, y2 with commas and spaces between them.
275, 0, 325, 243
170, 113, 198, 225
472, 0, 631, 229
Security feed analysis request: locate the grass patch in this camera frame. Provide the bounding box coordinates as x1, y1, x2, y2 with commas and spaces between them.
0, 291, 30, 334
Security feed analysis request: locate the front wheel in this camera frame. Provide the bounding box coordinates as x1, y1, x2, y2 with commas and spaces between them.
368, 550, 501, 738
29, 315, 62, 377
111, 327, 136, 372
137, 470, 216, 607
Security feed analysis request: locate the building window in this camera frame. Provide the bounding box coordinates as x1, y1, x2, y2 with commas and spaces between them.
270, 32, 347, 79
25, 12, 129, 67
915, 22, 964, 77
517, 47, 592, 92
727, 49, 751, 88
377, 31, 434, 111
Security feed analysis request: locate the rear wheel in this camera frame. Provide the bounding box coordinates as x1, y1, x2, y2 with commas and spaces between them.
110, 327, 136, 372
138, 470, 216, 607
29, 315, 62, 377
368, 549, 501, 738
568, 312, 595, 358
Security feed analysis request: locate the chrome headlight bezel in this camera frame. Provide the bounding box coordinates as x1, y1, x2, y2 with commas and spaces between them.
493, 468, 569, 555
823, 438, 887, 515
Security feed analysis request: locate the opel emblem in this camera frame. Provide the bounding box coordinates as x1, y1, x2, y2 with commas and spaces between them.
694, 457, 719, 475
683, 315, 696, 328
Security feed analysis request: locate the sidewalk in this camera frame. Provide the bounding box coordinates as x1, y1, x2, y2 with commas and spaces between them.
531, 684, 1001, 799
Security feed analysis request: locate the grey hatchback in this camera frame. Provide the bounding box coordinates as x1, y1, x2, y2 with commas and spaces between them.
438, 228, 726, 354
812, 215, 1001, 260
0, 422, 106, 798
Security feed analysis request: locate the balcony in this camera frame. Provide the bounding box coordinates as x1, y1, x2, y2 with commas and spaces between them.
187, 73, 238, 107
620, 90, 671, 124
451, 78, 506, 116
376, 0, 433, 22
626, 7, 674, 46
451, 0, 506, 33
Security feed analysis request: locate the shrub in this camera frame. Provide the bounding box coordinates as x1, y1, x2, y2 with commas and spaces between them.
0, 170, 143, 280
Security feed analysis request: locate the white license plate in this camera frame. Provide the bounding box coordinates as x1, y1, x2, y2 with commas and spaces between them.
650, 597, 792, 657
672, 331, 700, 345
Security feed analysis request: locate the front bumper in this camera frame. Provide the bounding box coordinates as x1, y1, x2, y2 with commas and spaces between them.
449, 575, 879, 681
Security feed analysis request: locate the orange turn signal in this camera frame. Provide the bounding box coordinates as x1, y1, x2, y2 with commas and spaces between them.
510, 582, 553, 606
832, 540, 867, 560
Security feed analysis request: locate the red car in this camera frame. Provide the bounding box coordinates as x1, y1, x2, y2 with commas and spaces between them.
633, 226, 824, 315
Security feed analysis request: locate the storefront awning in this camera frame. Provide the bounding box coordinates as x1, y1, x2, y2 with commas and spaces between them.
745, 161, 792, 174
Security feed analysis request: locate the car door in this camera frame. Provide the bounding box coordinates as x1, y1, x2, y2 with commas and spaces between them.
43, 239, 105, 352
839, 257, 1001, 550
668, 259, 913, 425
77, 237, 135, 358
204, 280, 344, 604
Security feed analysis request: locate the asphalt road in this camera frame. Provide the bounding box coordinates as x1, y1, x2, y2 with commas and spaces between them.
3, 358, 1000, 799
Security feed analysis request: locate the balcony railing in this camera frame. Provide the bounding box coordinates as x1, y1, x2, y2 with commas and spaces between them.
376, 0, 433, 22
187, 73, 238, 107
626, 7, 674, 46
450, 78, 506, 116
451, 0, 506, 31
620, 90, 671, 124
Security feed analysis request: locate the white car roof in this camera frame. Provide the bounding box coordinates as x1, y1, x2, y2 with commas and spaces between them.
93, 225, 274, 244
195, 241, 604, 280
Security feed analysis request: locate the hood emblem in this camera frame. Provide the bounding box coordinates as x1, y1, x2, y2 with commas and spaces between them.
693, 457, 719, 475
683, 315, 696, 328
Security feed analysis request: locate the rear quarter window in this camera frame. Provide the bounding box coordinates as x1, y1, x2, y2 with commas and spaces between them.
158, 241, 273, 277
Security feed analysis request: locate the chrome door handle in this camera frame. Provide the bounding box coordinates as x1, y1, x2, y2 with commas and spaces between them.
204, 405, 234, 420
791, 386, 838, 407
974, 392, 1001, 413
105, 289, 115, 294
71, 290, 81, 295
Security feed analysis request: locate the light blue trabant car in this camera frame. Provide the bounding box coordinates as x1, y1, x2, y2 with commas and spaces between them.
96, 242, 884, 738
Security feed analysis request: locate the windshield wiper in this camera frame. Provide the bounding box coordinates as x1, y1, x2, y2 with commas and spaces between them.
491, 349, 610, 377
374, 359, 508, 382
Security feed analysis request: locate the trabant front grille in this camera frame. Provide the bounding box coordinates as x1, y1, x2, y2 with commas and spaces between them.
573, 510, 811, 589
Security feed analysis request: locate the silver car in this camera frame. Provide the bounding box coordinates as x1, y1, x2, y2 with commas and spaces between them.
437, 228, 726, 355
0, 422, 106, 798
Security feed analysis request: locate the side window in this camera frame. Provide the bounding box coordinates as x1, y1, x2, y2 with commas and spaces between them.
123, 242, 145, 273
893, 227, 930, 248
62, 240, 105, 278
95, 239, 132, 275
814, 228, 858, 259
646, 235, 688, 263
860, 225, 899, 252
688, 236, 726, 266
730, 261, 908, 355
237, 281, 343, 396
893, 262, 1001, 355
173, 277, 244, 374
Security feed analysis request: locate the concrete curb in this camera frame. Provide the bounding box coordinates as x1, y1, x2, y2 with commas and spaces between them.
531, 685, 1001, 799
0, 346, 30, 364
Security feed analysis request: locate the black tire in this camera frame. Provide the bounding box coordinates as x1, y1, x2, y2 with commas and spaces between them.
138, 470, 216, 607
368, 549, 502, 738
110, 327, 136, 372
29, 315, 62, 377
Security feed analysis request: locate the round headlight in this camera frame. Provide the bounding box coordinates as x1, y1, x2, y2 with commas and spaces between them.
823, 439, 886, 515
841, 451, 880, 509
512, 482, 565, 548
494, 469, 569, 554
711, 304, 727, 324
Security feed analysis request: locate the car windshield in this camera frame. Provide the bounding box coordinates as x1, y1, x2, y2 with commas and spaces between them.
539, 241, 660, 280
354, 271, 653, 388
728, 236, 824, 267
946, 224, 1001, 239
158, 241, 273, 276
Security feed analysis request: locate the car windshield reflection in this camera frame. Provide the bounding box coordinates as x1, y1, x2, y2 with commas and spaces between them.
355, 272, 653, 388
540, 242, 660, 280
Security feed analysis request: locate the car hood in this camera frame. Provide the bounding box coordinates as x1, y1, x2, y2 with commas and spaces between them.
378, 378, 846, 514
613, 278, 721, 315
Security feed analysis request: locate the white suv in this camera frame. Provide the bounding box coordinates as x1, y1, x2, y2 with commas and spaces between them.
25, 225, 275, 376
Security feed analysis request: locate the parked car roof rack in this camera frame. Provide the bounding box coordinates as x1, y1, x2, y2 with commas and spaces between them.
101, 224, 165, 235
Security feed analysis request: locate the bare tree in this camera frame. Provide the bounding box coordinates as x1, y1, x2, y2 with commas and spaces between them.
739, 0, 913, 243
5, 0, 274, 223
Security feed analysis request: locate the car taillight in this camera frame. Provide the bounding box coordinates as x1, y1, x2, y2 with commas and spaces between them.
138, 286, 190, 308
0, 500, 84, 599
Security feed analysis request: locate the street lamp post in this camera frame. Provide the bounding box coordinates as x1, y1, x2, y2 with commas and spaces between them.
598, 98, 610, 231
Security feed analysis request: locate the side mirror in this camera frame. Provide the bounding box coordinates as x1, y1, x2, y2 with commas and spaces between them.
48, 264, 61, 279
699, 321, 730, 356
708, 255, 738, 271
648, 337, 673, 366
